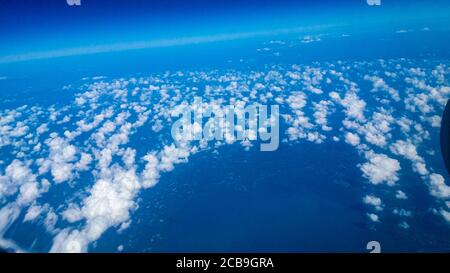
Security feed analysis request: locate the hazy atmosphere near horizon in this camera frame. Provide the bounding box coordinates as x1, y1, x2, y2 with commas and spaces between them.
1, 0, 450, 253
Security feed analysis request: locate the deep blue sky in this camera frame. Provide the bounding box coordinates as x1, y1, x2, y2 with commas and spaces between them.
0, 0, 449, 60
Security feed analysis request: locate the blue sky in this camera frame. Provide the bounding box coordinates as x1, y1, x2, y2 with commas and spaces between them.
0, 0, 449, 63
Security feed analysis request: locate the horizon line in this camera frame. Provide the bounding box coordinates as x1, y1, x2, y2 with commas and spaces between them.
0, 24, 340, 64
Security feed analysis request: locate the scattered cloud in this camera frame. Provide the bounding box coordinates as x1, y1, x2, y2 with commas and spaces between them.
360, 152, 401, 186
363, 195, 384, 211
0, 56, 448, 252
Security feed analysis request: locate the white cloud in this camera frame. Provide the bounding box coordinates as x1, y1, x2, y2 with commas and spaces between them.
44, 210, 58, 233
367, 213, 379, 222
428, 115, 441, 128
390, 140, 421, 162
62, 204, 83, 223
40, 135, 78, 183
330, 91, 366, 121
396, 117, 412, 133
10, 123, 29, 137
360, 111, 393, 147
345, 132, 360, 146
428, 173, 450, 199
363, 195, 383, 211
313, 100, 332, 131
141, 153, 160, 189
389, 140, 429, 176
53, 166, 142, 252
300, 35, 322, 44
75, 153, 93, 171
364, 75, 400, 101
395, 190, 408, 200
286, 92, 307, 110
399, 221, 410, 229
0, 160, 37, 201
439, 209, 450, 223
122, 148, 136, 168
158, 144, 190, 172
412, 162, 429, 176
360, 152, 401, 186
36, 123, 49, 134
24, 204, 48, 222
393, 208, 412, 217
0, 204, 21, 235
50, 229, 89, 253
17, 180, 40, 205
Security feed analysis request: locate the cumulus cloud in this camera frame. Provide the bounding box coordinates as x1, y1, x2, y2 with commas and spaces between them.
360, 152, 401, 186
300, 35, 322, 44
44, 210, 58, 233
364, 75, 400, 101
50, 229, 89, 253
0, 204, 21, 235
360, 111, 394, 147
395, 190, 408, 200
62, 204, 83, 223
393, 208, 412, 217
52, 165, 142, 252
345, 132, 360, 146
0, 160, 37, 203
367, 213, 379, 222
428, 173, 450, 199
24, 204, 48, 222
75, 153, 93, 171
36, 123, 49, 135
390, 140, 429, 176
363, 195, 383, 211
330, 91, 366, 121
158, 144, 190, 172
440, 210, 450, 223
313, 100, 332, 131
390, 140, 421, 162
141, 153, 160, 189
17, 180, 40, 205
38, 135, 78, 183
399, 221, 410, 229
